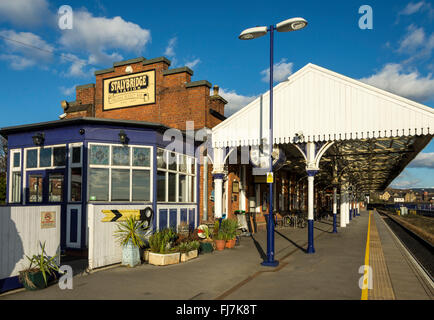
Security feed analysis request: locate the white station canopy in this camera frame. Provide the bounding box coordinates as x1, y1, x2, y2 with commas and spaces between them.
212, 63, 434, 148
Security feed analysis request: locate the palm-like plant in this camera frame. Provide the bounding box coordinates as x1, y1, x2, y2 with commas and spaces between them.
20, 241, 60, 288
113, 216, 146, 248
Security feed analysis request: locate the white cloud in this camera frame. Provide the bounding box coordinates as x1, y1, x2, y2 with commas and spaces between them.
59, 10, 151, 66
0, 54, 34, 70
398, 25, 426, 53
359, 63, 434, 102
185, 58, 200, 69
261, 58, 293, 83
219, 88, 257, 117
0, 29, 54, 69
164, 37, 177, 57
0, 0, 53, 27
59, 85, 77, 96
390, 170, 422, 188
399, 1, 425, 16
408, 152, 434, 168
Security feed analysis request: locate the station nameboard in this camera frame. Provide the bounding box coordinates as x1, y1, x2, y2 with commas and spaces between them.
103, 70, 156, 110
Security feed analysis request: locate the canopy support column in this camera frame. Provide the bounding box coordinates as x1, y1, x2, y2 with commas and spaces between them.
340, 185, 346, 227
332, 186, 338, 233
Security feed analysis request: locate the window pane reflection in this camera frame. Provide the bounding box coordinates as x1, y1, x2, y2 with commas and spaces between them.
111, 169, 130, 201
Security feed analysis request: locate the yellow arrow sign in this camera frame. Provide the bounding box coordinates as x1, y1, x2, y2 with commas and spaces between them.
101, 209, 141, 222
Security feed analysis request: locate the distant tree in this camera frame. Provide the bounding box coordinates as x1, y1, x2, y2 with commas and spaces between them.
0, 137, 7, 204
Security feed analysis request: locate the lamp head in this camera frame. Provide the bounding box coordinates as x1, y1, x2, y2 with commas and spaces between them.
276, 17, 308, 32
238, 26, 268, 40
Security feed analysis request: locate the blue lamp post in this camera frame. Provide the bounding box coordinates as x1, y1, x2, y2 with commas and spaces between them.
239, 17, 308, 267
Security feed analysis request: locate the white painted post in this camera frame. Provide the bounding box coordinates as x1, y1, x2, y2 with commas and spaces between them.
340, 186, 346, 227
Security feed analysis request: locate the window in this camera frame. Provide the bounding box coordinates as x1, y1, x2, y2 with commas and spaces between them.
49, 174, 64, 202
132, 170, 150, 201
11, 172, 21, 203
111, 169, 130, 201
28, 174, 43, 203
89, 168, 109, 201
70, 168, 82, 202
69, 144, 82, 202
13, 152, 20, 168
10, 149, 22, 203
26, 149, 37, 168
156, 148, 196, 203
25, 146, 66, 169
88, 143, 152, 202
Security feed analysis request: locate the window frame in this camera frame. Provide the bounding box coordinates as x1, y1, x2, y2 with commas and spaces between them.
9, 149, 22, 203
87, 142, 153, 203
156, 147, 196, 204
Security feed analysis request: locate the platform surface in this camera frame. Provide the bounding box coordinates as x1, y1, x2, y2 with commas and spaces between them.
1, 210, 432, 300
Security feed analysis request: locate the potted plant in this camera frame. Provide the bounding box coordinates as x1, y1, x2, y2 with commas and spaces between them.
213, 221, 226, 251
113, 216, 146, 267
148, 228, 180, 266
19, 242, 60, 291
179, 240, 200, 262
219, 219, 238, 249
197, 224, 214, 254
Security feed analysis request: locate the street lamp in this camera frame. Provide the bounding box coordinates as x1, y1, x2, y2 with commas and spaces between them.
239, 17, 308, 267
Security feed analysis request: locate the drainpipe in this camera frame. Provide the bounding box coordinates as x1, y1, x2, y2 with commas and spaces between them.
203, 154, 208, 221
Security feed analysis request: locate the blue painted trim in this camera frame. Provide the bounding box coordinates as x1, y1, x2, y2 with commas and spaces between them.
196, 157, 200, 223
306, 170, 318, 177
213, 173, 224, 180
152, 144, 157, 232
189, 208, 195, 230
349, 208, 352, 220
159, 209, 168, 231
0, 275, 22, 293
307, 219, 315, 253
333, 214, 337, 233
169, 209, 176, 230
70, 209, 78, 243
180, 208, 187, 223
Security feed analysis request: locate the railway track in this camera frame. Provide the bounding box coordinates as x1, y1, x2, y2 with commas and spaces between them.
377, 209, 434, 283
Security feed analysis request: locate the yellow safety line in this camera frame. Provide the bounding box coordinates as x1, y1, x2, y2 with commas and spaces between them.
361, 210, 372, 300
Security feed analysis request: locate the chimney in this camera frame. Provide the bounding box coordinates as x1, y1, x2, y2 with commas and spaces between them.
213, 85, 219, 96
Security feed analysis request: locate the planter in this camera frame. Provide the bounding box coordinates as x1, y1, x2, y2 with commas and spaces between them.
225, 238, 236, 249
199, 242, 214, 254
122, 241, 141, 267
180, 249, 198, 262
143, 250, 150, 263
19, 270, 48, 291
214, 239, 226, 251
148, 252, 180, 266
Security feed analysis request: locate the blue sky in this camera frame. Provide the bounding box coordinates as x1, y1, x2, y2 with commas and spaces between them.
0, 0, 432, 188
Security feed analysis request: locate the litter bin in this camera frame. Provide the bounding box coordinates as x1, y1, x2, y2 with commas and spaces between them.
235, 210, 250, 236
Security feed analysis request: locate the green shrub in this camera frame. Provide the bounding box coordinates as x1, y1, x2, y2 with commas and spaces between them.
149, 228, 177, 253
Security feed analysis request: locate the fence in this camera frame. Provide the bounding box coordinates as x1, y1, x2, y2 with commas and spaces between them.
0, 205, 60, 293
87, 204, 153, 270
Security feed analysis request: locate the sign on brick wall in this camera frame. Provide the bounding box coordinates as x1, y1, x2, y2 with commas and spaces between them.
103, 70, 156, 110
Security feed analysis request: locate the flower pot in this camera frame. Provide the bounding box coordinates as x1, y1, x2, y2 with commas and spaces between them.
180, 250, 198, 262
122, 240, 141, 267
225, 238, 236, 249
148, 252, 180, 266
215, 239, 226, 251
199, 242, 214, 254
19, 270, 47, 291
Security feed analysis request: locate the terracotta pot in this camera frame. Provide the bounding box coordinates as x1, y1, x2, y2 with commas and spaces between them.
215, 240, 226, 251
225, 238, 236, 249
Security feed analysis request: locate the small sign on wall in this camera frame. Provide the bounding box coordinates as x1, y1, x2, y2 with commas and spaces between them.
41, 211, 56, 229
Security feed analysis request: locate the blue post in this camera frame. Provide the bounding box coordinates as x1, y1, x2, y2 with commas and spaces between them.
262, 25, 278, 267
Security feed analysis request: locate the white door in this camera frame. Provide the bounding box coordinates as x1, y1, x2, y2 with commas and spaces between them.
66, 205, 82, 248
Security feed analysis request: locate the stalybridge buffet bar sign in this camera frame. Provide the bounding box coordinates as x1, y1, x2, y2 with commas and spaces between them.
103, 70, 156, 110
